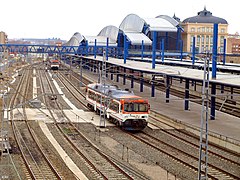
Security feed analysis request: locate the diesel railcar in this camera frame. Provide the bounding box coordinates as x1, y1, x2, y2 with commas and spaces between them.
49, 59, 60, 70
86, 83, 150, 130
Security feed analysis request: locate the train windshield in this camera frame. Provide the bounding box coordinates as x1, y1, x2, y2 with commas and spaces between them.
51, 61, 59, 65
124, 103, 148, 112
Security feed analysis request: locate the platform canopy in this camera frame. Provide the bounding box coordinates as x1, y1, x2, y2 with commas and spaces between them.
119, 14, 152, 45
124, 32, 152, 45
85, 25, 119, 46
64, 32, 85, 46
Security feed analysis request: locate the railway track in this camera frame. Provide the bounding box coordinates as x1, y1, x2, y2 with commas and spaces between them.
56, 70, 150, 179
127, 131, 239, 179
149, 113, 240, 161
38, 68, 148, 179
60, 64, 240, 179
9, 66, 62, 179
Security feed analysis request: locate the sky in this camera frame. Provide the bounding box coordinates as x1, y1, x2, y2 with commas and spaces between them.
0, 0, 239, 41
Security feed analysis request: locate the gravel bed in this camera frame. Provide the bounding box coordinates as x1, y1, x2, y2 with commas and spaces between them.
1, 65, 30, 179
0, 154, 28, 180
46, 71, 73, 110
146, 127, 240, 178
29, 121, 76, 179
76, 123, 186, 180
170, 129, 240, 164
37, 69, 72, 110
47, 123, 100, 179
149, 128, 240, 177
54, 72, 86, 110
0, 128, 28, 180
70, 123, 150, 179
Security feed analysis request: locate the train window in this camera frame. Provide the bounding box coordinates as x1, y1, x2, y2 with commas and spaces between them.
124, 103, 148, 112
96, 94, 101, 103
139, 104, 148, 112
109, 101, 119, 112
88, 91, 95, 100
101, 96, 105, 105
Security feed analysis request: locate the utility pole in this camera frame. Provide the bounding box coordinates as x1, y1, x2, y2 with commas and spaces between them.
198, 51, 210, 180
99, 49, 107, 128
79, 57, 83, 87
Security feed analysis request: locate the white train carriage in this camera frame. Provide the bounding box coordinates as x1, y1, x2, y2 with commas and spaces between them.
86, 83, 150, 130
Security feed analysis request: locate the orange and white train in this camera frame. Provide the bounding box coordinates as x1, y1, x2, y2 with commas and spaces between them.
86, 83, 150, 131
49, 59, 60, 70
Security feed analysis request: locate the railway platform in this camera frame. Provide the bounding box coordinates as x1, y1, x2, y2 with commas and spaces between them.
76, 59, 240, 152
85, 55, 240, 87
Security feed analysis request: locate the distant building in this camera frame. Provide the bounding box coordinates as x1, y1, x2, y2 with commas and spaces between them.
0, 31, 8, 59
0, 31, 8, 44
227, 33, 240, 54
8, 38, 66, 45
181, 7, 228, 53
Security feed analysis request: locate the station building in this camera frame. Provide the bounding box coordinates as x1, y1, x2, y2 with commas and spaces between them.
181, 7, 228, 53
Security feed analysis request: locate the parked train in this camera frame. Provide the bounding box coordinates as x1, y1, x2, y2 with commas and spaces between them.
49, 59, 60, 70
86, 83, 150, 131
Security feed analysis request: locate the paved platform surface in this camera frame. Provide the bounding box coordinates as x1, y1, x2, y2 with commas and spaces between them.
133, 57, 240, 72
87, 55, 240, 87
80, 65, 240, 142
38, 121, 88, 180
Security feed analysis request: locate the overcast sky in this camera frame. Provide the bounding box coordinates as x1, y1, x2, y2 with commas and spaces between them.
0, 0, 238, 40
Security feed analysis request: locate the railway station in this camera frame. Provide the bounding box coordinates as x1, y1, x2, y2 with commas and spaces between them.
0, 6, 240, 180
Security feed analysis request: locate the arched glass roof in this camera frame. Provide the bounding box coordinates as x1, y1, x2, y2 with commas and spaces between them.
144, 15, 180, 32
119, 14, 145, 33
64, 32, 85, 46
65, 13, 181, 47
85, 25, 119, 46
119, 14, 152, 45
156, 15, 179, 27
97, 25, 119, 43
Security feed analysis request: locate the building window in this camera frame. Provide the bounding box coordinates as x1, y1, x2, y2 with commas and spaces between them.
221, 28, 225, 33
202, 27, 205, 32
206, 27, 210, 32
219, 46, 224, 53
210, 28, 213, 33
196, 46, 200, 53
210, 36, 213, 44
201, 45, 205, 52
206, 36, 209, 44
220, 36, 224, 44
201, 35, 205, 44
210, 45, 213, 51
197, 35, 200, 45
197, 28, 201, 32
190, 35, 194, 43
191, 28, 195, 32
